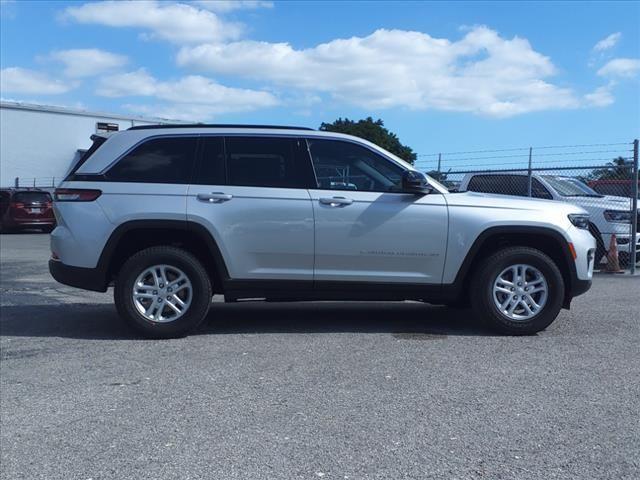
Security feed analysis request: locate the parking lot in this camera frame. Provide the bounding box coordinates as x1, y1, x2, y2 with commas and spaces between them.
1, 233, 638, 479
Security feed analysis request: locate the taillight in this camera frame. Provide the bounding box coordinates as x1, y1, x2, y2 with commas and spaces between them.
54, 188, 102, 202
10, 202, 25, 209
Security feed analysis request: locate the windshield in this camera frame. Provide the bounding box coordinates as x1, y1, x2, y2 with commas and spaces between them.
563, 178, 602, 196
542, 176, 603, 197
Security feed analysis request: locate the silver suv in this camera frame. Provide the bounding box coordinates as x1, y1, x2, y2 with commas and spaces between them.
49, 125, 595, 338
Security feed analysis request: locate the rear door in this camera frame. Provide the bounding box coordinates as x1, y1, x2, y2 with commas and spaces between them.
187, 135, 316, 281
307, 138, 448, 284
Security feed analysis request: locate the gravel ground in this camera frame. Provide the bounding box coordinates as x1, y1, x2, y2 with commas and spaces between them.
1, 233, 639, 480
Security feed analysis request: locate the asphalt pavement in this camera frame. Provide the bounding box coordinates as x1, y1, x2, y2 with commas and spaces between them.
1, 233, 639, 479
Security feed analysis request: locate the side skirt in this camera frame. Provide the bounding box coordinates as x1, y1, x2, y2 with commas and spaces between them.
223, 279, 460, 304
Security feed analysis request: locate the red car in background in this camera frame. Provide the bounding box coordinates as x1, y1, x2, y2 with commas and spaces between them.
0, 188, 56, 233
588, 179, 640, 199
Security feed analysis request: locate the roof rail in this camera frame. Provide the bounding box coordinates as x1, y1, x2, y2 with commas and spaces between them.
128, 124, 314, 131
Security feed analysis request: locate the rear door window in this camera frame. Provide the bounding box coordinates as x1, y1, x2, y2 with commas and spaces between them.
193, 136, 225, 185
107, 136, 197, 184
225, 136, 312, 188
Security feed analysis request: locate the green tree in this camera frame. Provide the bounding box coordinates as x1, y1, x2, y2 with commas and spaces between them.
319, 117, 417, 164
586, 156, 633, 181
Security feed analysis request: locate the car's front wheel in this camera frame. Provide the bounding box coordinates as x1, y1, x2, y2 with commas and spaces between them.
470, 247, 565, 335
114, 246, 212, 339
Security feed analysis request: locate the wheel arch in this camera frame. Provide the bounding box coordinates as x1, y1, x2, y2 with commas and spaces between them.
452, 226, 577, 308
98, 220, 229, 293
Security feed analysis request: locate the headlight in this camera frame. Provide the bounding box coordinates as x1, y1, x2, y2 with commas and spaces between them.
603, 210, 632, 223
568, 214, 590, 230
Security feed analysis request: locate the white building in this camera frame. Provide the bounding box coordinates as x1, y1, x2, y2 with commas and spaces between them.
0, 101, 181, 188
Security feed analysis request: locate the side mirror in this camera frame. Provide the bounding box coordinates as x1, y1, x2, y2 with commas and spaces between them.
402, 170, 432, 194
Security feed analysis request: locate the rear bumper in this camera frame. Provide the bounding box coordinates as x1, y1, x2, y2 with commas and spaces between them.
49, 259, 108, 292
4, 218, 55, 227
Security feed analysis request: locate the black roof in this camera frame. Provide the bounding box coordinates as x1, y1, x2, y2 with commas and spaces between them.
128, 124, 314, 131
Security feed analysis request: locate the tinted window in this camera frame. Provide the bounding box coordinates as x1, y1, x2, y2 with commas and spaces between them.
308, 139, 403, 192
194, 136, 225, 185
532, 179, 553, 199
467, 175, 528, 196
225, 137, 309, 188
13, 192, 52, 203
107, 136, 197, 184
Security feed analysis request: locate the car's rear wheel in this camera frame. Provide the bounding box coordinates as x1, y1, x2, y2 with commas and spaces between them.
114, 246, 212, 339
470, 247, 565, 335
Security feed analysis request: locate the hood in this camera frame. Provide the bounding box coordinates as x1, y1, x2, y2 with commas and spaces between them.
446, 191, 588, 214
557, 195, 635, 211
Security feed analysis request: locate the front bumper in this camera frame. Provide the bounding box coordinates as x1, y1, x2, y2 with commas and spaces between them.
572, 278, 592, 297
49, 259, 108, 292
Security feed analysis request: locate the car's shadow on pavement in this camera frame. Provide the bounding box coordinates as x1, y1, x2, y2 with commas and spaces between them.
0, 301, 495, 340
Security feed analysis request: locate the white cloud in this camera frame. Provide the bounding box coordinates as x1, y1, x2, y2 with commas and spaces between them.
597, 58, 640, 78
96, 69, 278, 120
583, 85, 615, 107
192, 1, 273, 13
176, 26, 580, 117
64, 0, 242, 44
593, 32, 621, 52
50, 48, 128, 77
96, 69, 158, 96
0, 67, 73, 95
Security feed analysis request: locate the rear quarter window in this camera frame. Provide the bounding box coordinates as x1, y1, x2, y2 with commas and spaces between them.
106, 136, 197, 184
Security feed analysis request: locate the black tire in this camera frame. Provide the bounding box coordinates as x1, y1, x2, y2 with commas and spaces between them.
470, 246, 565, 335
114, 246, 212, 339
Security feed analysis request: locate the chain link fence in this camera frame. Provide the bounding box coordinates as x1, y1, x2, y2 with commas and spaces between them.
416, 140, 639, 273
12, 177, 58, 189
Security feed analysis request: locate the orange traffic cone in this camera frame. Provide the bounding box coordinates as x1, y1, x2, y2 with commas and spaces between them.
604, 234, 623, 273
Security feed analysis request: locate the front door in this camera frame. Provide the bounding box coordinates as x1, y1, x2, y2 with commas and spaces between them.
307, 138, 448, 284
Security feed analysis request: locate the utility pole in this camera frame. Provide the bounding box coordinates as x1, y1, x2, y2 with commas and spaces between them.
527, 147, 533, 197
631, 139, 639, 275
437, 153, 442, 174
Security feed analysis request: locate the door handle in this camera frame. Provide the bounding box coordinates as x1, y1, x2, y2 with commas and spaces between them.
319, 196, 353, 207
197, 192, 233, 203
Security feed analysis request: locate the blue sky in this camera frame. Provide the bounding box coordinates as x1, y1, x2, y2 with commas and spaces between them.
1, 0, 639, 165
